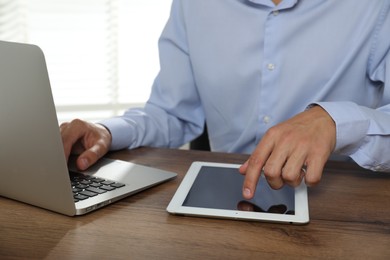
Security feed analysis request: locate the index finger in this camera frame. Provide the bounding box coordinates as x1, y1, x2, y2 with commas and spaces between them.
241, 139, 272, 200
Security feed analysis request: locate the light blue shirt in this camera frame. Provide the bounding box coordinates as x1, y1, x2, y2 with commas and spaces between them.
101, 0, 390, 172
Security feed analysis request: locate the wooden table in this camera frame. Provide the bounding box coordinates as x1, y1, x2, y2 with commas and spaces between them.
1, 147, 389, 259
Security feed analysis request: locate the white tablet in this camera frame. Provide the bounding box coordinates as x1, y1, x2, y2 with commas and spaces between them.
167, 162, 309, 224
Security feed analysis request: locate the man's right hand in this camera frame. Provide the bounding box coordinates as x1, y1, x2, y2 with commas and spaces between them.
60, 119, 112, 170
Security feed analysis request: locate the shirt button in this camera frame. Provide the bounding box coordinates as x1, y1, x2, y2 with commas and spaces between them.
263, 116, 270, 124
267, 63, 275, 71
273, 10, 279, 16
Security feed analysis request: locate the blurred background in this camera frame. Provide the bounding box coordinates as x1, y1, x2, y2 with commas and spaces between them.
0, 0, 171, 123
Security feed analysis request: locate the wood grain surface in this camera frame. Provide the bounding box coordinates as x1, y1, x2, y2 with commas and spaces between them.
1, 147, 389, 259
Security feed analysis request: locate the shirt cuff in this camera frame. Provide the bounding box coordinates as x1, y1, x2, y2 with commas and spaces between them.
99, 117, 136, 151
310, 102, 370, 154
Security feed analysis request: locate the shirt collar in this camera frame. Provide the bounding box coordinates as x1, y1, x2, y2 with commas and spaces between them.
248, 0, 299, 9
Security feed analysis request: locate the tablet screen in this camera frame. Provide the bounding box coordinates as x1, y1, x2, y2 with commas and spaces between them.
182, 166, 295, 215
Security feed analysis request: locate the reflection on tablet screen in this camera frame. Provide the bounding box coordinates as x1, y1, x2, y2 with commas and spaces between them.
182, 166, 295, 215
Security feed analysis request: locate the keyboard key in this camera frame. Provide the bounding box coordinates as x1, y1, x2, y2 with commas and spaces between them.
80, 180, 91, 185
75, 184, 88, 189
111, 183, 125, 188
79, 190, 98, 197
72, 187, 82, 193
86, 187, 107, 194
100, 185, 115, 191
90, 182, 102, 188
92, 177, 105, 183
101, 180, 114, 185
74, 194, 88, 201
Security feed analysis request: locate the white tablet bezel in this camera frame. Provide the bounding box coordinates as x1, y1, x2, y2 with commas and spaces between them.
167, 161, 309, 224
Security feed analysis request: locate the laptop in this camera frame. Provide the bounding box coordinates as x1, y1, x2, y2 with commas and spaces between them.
0, 40, 177, 216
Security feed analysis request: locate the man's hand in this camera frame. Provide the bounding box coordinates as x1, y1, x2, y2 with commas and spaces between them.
60, 119, 112, 170
239, 106, 336, 199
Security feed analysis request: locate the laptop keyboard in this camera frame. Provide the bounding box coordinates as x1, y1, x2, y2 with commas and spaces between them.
70, 171, 126, 202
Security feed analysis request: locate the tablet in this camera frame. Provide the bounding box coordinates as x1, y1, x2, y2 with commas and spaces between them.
167, 162, 309, 224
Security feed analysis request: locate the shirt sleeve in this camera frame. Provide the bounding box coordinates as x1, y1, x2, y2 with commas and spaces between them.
315, 10, 390, 172
100, 0, 204, 151
314, 101, 390, 172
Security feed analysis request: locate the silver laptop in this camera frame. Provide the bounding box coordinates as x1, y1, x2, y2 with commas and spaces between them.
0, 40, 177, 216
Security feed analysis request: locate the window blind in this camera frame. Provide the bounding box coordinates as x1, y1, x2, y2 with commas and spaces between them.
0, 0, 171, 123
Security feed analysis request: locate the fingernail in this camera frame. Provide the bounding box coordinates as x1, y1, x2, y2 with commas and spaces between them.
243, 188, 251, 198
79, 158, 89, 170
